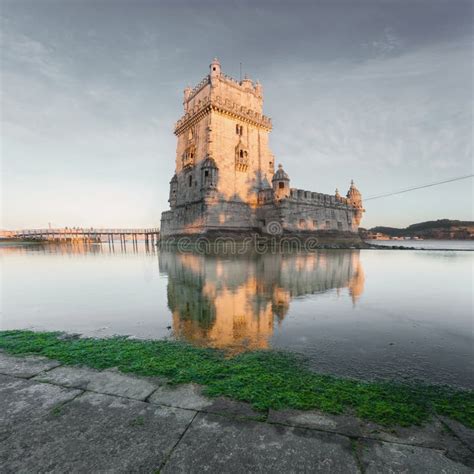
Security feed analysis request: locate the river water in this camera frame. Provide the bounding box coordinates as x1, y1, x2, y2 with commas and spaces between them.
1, 241, 472, 389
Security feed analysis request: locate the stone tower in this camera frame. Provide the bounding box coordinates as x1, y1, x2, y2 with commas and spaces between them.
161, 59, 275, 235
161, 59, 364, 238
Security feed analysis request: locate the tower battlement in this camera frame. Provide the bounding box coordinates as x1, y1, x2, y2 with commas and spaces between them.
175, 60, 271, 136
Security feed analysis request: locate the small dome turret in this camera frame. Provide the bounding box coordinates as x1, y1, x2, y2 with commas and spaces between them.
241, 74, 253, 90
210, 58, 221, 85
201, 156, 218, 191
272, 164, 289, 182
346, 179, 364, 227
169, 174, 178, 209
272, 164, 290, 200
346, 180, 362, 207
201, 156, 218, 169
209, 58, 221, 77
183, 86, 192, 101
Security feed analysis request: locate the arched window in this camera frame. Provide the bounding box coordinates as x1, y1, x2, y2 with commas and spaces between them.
279, 182, 284, 189
240, 150, 244, 158
236, 124, 240, 134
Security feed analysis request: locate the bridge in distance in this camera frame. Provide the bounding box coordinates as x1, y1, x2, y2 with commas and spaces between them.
6, 228, 160, 246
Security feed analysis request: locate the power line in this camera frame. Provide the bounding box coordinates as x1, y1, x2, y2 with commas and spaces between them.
364, 174, 473, 201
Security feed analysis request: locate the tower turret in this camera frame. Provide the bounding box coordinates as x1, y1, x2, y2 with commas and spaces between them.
183, 86, 192, 101
241, 74, 253, 90
210, 58, 221, 85
183, 86, 192, 112
169, 174, 178, 209
201, 156, 218, 194
272, 164, 290, 200
346, 180, 364, 226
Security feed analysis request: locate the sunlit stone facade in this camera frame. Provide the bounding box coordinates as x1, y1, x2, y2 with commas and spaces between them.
160, 59, 364, 237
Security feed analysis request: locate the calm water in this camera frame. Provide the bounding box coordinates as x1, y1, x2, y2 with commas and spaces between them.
1, 241, 472, 388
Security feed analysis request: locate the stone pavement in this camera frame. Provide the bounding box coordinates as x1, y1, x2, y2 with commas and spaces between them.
0, 352, 472, 473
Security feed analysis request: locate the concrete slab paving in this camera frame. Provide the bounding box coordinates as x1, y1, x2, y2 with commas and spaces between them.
1, 355, 472, 473
149, 382, 213, 409
205, 395, 264, 420
268, 408, 363, 437
162, 412, 360, 473
268, 408, 469, 452
33, 365, 160, 400
149, 382, 263, 419
359, 439, 472, 474
439, 416, 474, 451
0, 391, 196, 473
0, 352, 61, 378
360, 417, 465, 449
0, 374, 81, 425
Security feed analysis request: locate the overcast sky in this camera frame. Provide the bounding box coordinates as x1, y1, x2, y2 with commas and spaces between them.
1, 0, 472, 229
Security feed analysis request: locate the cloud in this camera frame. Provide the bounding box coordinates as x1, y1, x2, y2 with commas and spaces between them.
364, 27, 404, 59
1, 2, 472, 228
267, 37, 472, 179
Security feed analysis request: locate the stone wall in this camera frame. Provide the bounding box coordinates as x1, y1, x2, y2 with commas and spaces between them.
161, 198, 257, 236
281, 201, 355, 232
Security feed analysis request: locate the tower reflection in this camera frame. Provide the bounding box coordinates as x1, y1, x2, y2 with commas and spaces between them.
159, 250, 365, 353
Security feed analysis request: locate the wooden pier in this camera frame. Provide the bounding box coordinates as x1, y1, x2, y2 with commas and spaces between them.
9, 228, 160, 247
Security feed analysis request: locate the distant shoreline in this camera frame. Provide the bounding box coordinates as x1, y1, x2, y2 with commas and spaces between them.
1, 238, 473, 252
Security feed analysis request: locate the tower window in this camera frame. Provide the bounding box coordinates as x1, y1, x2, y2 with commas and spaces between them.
240, 125, 243, 135
189, 175, 192, 187
236, 124, 239, 134
240, 150, 244, 158
204, 170, 209, 177
279, 182, 284, 189
213, 67, 216, 71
